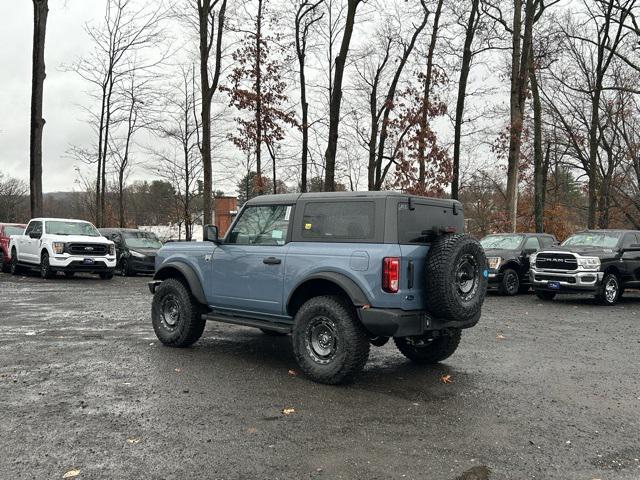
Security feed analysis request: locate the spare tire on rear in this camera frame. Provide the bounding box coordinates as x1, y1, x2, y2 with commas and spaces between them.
425, 234, 487, 321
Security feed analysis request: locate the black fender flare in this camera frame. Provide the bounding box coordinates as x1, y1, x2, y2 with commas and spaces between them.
287, 271, 370, 309
154, 262, 207, 305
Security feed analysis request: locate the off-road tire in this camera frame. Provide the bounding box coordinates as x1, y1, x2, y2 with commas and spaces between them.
0, 251, 8, 273
595, 273, 621, 306
425, 234, 488, 321
10, 249, 21, 275
152, 278, 206, 347
99, 271, 114, 280
535, 290, 556, 301
498, 268, 520, 296
394, 329, 462, 364
292, 295, 370, 385
259, 328, 288, 336
40, 252, 55, 279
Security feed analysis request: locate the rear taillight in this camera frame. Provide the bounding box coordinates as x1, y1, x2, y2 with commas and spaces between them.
382, 257, 400, 293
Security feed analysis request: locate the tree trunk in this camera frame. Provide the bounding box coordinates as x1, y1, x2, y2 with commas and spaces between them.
323, 0, 360, 191
419, 0, 444, 187
529, 51, 544, 233
452, 0, 478, 200
255, 0, 264, 192
30, 0, 48, 218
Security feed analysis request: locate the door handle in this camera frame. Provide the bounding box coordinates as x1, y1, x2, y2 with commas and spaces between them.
263, 257, 282, 265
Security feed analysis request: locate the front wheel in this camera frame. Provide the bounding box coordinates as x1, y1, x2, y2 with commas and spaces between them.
40, 252, 55, 279
10, 249, 21, 275
535, 290, 556, 301
498, 268, 520, 296
292, 295, 370, 385
596, 273, 621, 306
120, 258, 133, 277
394, 329, 462, 364
151, 278, 206, 347
99, 271, 114, 280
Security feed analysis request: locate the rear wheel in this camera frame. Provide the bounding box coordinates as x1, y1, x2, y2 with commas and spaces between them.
596, 273, 621, 306
292, 295, 369, 385
40, 252, 55, 279
394, 329, 462, 364
498, 268, 520, 296
0, 250, 8, 273
152, 278, 206, 347
535, 290, 556, 301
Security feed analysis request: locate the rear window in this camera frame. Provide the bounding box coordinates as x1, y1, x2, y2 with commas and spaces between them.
398, 202, 460, 244
301, 202, 375, 241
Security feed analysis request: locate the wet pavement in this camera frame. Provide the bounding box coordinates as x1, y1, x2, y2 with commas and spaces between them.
0, 273, 639, 480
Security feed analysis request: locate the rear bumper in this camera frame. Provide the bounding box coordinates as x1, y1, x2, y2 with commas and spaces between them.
530, 268, 603, 293
357, 307, 480, 337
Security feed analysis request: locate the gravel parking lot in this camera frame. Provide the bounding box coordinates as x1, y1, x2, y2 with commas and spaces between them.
0, 273, 639, 480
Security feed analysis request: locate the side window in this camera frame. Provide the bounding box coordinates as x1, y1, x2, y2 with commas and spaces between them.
27, 221, 42, 236
25, 222, 35, 236
301, 201, 375, 242
227, 205, 291, 246
539, 236, 555, 247
524, 236, 540, 251
622, 233, 636, 249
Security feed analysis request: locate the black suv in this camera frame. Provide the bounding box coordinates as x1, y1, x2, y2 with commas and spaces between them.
530, 229, 640, 305
99, 228, 162, 276
481, 233, 558, 295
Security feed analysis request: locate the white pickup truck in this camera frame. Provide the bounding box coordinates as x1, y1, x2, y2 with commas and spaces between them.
9, 218, 117, 279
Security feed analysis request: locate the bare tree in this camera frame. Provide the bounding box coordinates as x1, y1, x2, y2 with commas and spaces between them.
30, 0, 48, 218
295, 0, 324, 192
323, 0, 363, 191
69, 0, 166, 227
195, 0, 227, 224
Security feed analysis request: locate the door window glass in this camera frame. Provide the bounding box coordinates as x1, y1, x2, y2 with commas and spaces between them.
26, 221, 42, 236
302, 201, 375, 241
523, 236, 540, 250
622, 233, 637, 249
227, 205, 291, 245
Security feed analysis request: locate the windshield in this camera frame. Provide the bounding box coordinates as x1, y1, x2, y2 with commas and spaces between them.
45, 221, 100, 237
4, 226, 25, 236
480, 234, 523, 250
562, 232, 621, 248
123, 231, 162, 249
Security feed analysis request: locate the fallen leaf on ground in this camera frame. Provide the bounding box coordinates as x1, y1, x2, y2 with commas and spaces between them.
287, 369, 297, 376
282, 407, 296, 415
496, 334, 506, 340
126, 437, 140, 444
440, 374, 453, 384
174, 368, 181, 373
246, 427, 258, 434
63, 470, 80, 479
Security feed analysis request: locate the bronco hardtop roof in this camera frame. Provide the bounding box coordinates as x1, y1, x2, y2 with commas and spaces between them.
245, 191, 462, 207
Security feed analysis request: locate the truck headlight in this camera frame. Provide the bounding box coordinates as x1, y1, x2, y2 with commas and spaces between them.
529, 252, 537, 265
487, 257, 502, 270
52, 242, 65, 255
577, 256, 600, 270
108, 244, 115, 256
130, 250, 145, 258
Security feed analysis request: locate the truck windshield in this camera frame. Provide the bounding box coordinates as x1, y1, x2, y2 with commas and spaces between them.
562, 232, 621, 248
45, 221, 100, 237
123, 231, 162, 249
480, 235, 523, 250
4, 226, 25, 236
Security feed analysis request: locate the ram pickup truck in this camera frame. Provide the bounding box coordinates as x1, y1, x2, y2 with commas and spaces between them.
148, 192, 488, 384
530, 229, 640, 305
9, 218, 116, 279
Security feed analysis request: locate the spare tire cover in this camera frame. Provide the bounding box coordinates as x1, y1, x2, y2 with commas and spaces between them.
424, 234, 488, 321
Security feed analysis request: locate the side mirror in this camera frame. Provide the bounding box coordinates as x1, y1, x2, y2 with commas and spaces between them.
29, 231, 41, 239
203, 225, 220, 243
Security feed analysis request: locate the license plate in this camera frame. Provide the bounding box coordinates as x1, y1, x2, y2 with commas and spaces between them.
547, 281, 560, 290
83, 258, 95, 265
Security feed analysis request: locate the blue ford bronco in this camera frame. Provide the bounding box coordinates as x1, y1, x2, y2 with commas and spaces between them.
149, 192, 488, 384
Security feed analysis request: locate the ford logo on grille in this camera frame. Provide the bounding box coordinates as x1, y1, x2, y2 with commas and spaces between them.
84, 247, 94, 251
